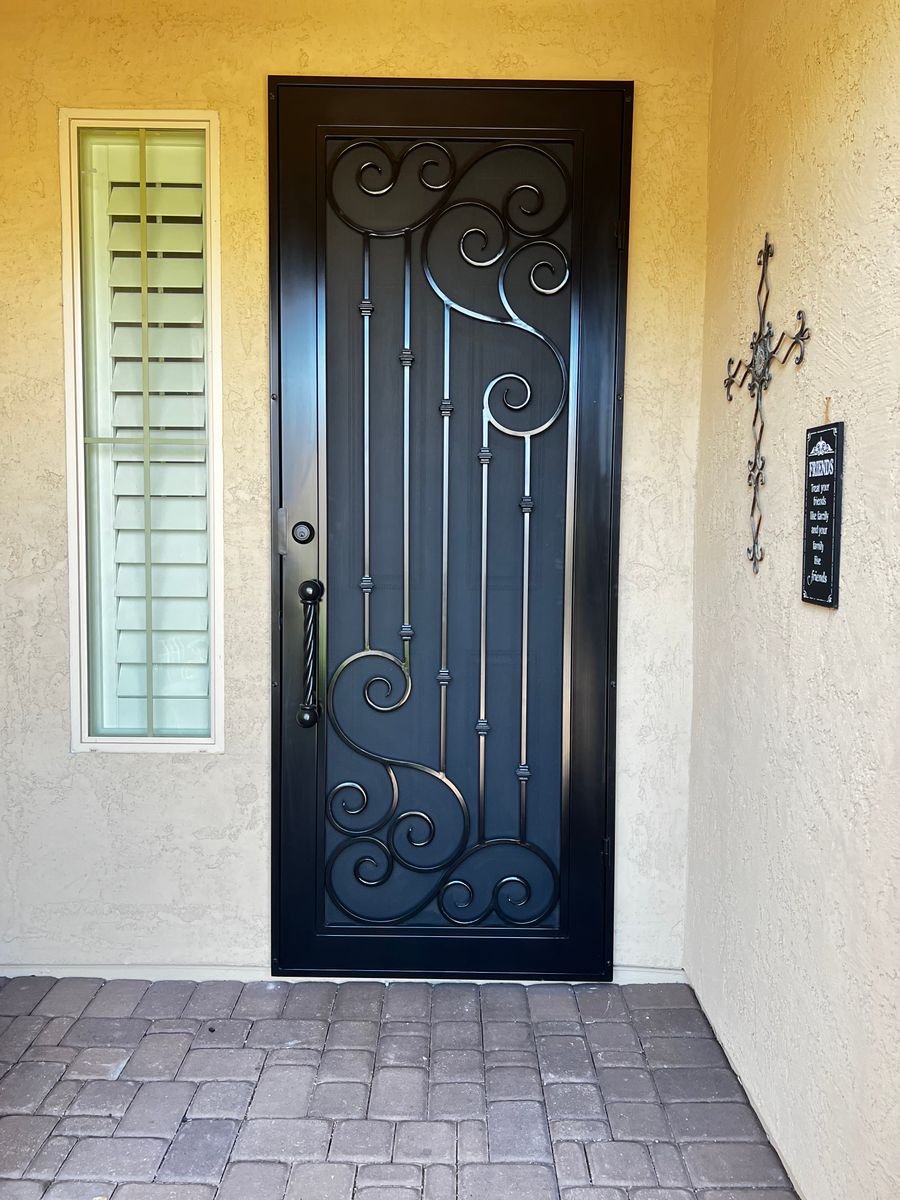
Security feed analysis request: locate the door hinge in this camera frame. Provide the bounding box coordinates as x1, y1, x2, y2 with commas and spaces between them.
603, 836, 612, 861
276, 506, 288, 555
616, 219, 627, 251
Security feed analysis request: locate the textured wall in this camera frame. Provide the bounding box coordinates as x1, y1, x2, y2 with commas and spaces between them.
685, 1, 900, 1197
0, 0, 713, 972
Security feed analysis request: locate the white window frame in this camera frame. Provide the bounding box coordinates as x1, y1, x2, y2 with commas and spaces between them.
60, 109, 224, 752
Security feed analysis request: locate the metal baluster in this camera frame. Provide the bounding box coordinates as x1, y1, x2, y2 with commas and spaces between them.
438, 302, 453, 774
359, 233, 374, 647
398, 232, 415, 664
476, 410, 492, 844
518, 437, 533, 840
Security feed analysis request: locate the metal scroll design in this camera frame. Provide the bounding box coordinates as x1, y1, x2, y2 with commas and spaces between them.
725, 233, 810, 572
322, 139, 570, 926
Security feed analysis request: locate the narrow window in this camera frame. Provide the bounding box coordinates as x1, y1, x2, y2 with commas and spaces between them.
63, 116, 222, 748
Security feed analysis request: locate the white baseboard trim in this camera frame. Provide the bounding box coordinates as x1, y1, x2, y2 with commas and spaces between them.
612, 964, 687, 984
1, 962, 686, 984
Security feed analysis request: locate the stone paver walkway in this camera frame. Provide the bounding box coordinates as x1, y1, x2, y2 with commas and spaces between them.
0, 976, 797, 1199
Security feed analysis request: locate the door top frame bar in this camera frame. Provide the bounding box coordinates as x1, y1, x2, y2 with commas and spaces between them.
270, 75, 634, 96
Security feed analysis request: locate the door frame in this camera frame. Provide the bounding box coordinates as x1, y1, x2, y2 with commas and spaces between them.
268, 76, 632, 979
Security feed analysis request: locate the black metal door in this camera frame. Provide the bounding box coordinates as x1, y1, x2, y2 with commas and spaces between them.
270, 78, 631, 980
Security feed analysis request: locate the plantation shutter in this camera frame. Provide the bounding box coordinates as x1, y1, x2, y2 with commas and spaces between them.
79, 127, 211, 738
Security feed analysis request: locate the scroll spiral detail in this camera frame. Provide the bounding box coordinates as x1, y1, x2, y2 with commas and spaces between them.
322, 139, 571, 926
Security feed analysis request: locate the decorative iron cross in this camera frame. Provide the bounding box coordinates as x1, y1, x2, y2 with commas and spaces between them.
725, 233, 810, 572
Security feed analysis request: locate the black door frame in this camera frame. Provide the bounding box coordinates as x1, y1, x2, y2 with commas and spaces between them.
269, 76, 632, 980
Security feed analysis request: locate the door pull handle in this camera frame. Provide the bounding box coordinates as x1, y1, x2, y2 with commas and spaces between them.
297, 579, 324, 728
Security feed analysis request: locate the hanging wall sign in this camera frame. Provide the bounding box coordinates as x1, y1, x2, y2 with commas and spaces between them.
802, 421, 844, 607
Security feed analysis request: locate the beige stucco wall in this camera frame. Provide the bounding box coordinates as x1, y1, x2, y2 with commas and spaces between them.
0, 0, 713, 973
684, 1, 900, 1198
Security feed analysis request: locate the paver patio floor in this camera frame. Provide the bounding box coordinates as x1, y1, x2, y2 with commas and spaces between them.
0, 977, 797, 1199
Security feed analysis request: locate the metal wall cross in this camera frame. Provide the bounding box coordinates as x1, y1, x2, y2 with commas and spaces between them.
725, 233, 810, 572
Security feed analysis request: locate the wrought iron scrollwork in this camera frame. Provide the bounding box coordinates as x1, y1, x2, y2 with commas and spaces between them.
725, 233, 810, 572
326, 140, 457, 235
320, 138, 573, 926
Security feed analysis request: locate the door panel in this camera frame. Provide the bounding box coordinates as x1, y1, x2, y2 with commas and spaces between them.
271, 79, 631, 979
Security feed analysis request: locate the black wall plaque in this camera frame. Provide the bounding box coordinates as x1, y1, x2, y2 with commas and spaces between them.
802, 421, 843, 607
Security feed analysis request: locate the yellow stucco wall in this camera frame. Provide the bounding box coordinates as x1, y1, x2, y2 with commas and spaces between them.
685, 2, 900, 1198
0, 1, 713, 971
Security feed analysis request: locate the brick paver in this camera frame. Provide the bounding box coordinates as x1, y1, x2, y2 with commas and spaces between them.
0, 978, 796, 1197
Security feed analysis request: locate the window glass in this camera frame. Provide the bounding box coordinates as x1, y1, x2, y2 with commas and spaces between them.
78, 127, 211, 737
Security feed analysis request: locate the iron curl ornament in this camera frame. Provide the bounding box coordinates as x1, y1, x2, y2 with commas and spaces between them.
320, 137, 571, 927
725, 233, 810, 572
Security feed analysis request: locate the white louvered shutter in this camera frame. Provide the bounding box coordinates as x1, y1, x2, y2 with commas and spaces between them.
79, 128, 211, 738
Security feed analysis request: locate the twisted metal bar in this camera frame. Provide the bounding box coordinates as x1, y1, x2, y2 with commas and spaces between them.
297, 579, 324, 727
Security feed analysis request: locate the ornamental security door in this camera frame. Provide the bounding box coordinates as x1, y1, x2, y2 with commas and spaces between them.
270, 79, 631, 980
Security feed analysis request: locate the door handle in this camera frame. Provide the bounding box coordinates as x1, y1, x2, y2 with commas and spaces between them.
297, 579, 324, 728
